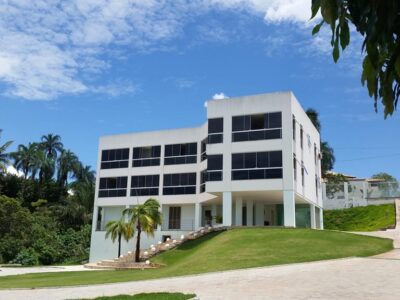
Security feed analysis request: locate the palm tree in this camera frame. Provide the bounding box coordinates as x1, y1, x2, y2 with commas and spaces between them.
12, 143, 39, 179
306, 108, 321, 132
321, 141, 335, 176
41, 134, 63, 159
0, 129, 13, 173
74, 163, 95, 184
306, 108, 335, 177
105, 218, 134, 258
123, 198, 162, 262
57, 149, 79, 187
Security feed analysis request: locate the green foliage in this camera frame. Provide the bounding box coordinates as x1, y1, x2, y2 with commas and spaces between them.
123, 198, 162, 262
306, 109, 335, 176
372, 172, 397, 182
321, 141, 335, 176
0, 228, 392, 289
324, 204, 396, 231
0, 131, 95, 266
311, 0, 400, 117
0, 195, 92, 265
86, 293, 196, 300
324, 173, 348, 198
0, 129, 13, 173
13, 248, 39, 266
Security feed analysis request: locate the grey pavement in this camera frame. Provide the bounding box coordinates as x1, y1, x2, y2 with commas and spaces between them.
1, 256, 400, 300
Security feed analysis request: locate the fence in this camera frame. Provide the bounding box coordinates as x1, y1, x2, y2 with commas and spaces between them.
323, 181, 400, 210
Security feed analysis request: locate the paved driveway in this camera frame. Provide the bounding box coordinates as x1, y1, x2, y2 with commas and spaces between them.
1, 253, 400, 300
0, 265, 93, 277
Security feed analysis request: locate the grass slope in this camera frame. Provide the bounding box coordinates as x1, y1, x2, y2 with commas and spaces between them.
82, 292, 196, 300
324, 204, 396, 231
0, 228, 392, 289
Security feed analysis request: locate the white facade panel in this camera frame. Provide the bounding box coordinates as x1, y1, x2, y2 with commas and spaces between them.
89, 92, 323, 261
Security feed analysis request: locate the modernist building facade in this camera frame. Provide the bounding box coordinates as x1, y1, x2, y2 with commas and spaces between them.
90, 92, 323, 262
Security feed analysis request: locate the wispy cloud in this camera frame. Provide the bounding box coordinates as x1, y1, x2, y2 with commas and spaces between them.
90, 80, 137, 98
0, 0, 322, 101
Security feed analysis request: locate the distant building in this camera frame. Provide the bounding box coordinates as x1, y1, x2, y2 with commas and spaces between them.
89, 92, 323, 262
322, 173, 400, 210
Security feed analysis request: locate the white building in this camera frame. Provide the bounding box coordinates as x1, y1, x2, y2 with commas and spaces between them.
89, 92, 323, 262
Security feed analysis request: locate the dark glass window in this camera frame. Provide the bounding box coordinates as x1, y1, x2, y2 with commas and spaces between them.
208, 118, 223, 144
131, 175, 159, 196
163, 173, 197, 195
101, 148, 129, 169
207, 154, 223, 170
293, 116, 296, 140
208, 134, 223, 144
232, 112, 282, 142
231, 151, 283, 181
169, 207, 181, 229
98, 177, 127, 197
201, 138, 207, 161
300, 126, 304, 149
256, 152, 269, 168
208, 118, 223, 134
132, 146, 161, 168
232, 153, 244, 169
268, 112, 282, 128
251, 114, 264, 130
244, 153, 256, 168
232, 116, 245, 131
269, 151, 282, 167
164, 143, 197, 165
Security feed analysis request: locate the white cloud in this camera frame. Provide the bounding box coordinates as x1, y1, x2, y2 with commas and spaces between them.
6, 166, 24, 177
90, 80, 137, 97
0, 0, 320, 100
212, 92, 229, 100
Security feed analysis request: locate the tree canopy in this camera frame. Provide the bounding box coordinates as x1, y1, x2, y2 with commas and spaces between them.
311, 0, 400, 117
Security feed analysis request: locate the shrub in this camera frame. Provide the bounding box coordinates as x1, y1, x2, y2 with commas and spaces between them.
14, 248, 39, 266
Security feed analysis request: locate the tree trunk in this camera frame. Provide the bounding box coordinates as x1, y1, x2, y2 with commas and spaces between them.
118, 233, 121, 258
135, 220, 141, 262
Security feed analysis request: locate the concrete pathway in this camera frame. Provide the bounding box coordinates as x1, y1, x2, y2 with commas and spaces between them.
0, 265, 93, 277
1, 256, 400, 300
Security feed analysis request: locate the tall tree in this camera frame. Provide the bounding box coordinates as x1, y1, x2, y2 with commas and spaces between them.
12, 143, 39, 179
57, 149, 79, 187
105, 218, 134, 258
306, 109, 335, 177
123, 198, 162, 262
41, 134, 63, 159
0, 130, 13, 173
305, 109, 321, 132
311, 0, 400, 117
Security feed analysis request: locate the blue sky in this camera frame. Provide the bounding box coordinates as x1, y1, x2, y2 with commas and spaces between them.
0, 1, 399, 179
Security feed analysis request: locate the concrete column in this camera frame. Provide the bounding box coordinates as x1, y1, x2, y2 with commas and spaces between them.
344, 182, 349, 204
195, 203, 202, 230
283, 190, 296, 227
255, 202, 264, 226
235, 197, 243, 226
222, 192, 232, 226
310, 204, 316, 229
211, 204, 217, 225
319, 208, 324, 229
92, 206, 99, 231
124, 205, 130, 222
246, 200, 254, 226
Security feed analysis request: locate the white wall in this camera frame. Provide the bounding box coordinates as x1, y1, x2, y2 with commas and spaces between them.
89, 91, 323, 261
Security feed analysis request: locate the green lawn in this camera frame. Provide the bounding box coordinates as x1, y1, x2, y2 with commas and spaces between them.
80, 292, 196, 300
0, 228, 392, 289
324, 204, 396, 231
